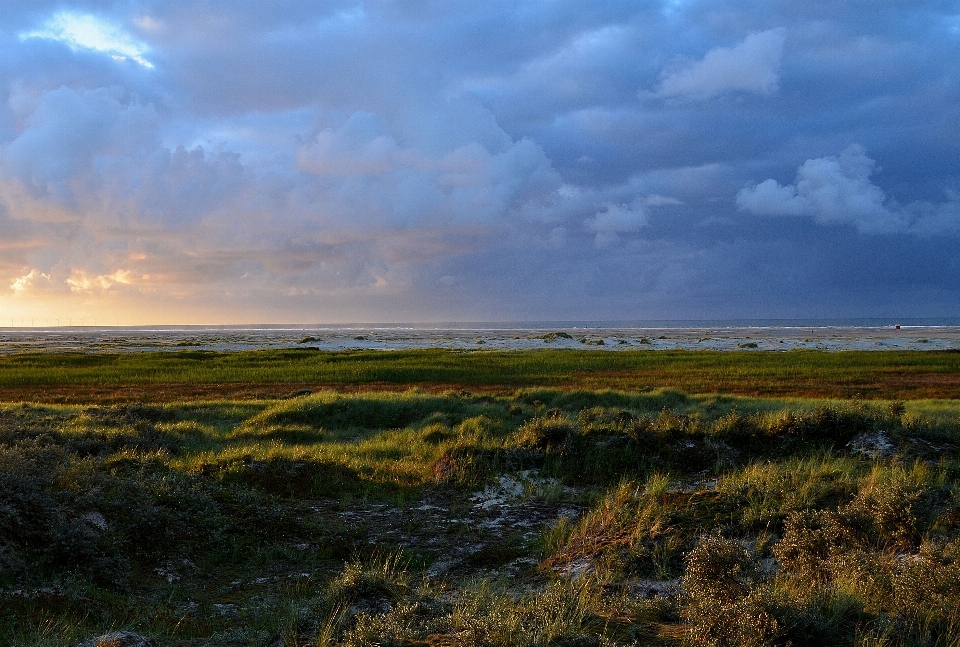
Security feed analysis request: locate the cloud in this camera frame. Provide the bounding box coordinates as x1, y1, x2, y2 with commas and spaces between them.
10, 269, 53, 293
1, 3, 959, 322
20, 11, 153, 68
295, 102, 562, 228
906, 191, 960, 235
584, 202, 648, 247
1, 86, 159, 201
66, 269, 135, 293
735, 178, 812, 217
110, 144, 246, 225
0, 79, 569, 315
737, 145, 910, 234
643, 194, 684, 207
655, 29, 786, 101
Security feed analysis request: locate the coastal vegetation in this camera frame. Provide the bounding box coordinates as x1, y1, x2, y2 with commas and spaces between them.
0, 348, 959, 401
1, 350, 960, 645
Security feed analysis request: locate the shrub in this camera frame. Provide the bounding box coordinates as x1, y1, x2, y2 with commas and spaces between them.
761, 407, 870, 446
517, 416, 577, 452
535, 332, 574, 341
681, 536, 779, 647
202, 455, 368, 499
341, 599, 440, 647
891, 539, 960, 636
773, 509, 851, 583
841, 468, 925, 550
576, 408, 643, 437
684, 536, 759, 603
431, 444, 540, 486
711, 409, 762, 443
648, 409, 699, 439
329, 551, 412, 607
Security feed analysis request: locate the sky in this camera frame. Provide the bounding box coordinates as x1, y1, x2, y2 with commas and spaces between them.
1, 1, 959, 325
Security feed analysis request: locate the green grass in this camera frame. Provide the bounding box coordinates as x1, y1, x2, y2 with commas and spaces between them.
1, 348, 959, 399
2, 353, 960, 646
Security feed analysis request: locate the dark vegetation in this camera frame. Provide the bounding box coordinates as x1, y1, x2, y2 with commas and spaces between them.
1, 352, 960, 645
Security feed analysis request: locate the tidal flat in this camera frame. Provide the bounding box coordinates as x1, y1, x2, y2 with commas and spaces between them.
2, 323, 960, 356
2, 350, 960, 646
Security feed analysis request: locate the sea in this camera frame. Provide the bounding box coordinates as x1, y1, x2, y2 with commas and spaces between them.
1, 319, 960, 354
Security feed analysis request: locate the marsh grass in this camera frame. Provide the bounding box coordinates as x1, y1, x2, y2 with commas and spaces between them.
1, 385, 960, 646
3, 348, 960, 400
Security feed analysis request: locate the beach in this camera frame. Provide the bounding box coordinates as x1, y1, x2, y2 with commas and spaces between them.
1, 323, 960, 354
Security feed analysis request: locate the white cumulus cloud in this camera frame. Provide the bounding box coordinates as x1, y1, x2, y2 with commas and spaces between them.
737, 145, 909, 234
655, 29, 786, 101
10, 269, 53, 293
584, 202, 648, 247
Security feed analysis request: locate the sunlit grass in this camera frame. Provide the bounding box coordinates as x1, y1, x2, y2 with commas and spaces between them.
2, 375, 960, 645
717, 454, 863, 531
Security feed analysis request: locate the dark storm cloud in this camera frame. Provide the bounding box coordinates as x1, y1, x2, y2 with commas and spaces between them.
1, 0, 958, 321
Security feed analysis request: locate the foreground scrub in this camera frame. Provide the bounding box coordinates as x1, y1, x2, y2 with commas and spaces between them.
2, 388, 959, 646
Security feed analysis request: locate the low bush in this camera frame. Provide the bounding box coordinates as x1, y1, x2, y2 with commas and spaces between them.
681, 537, 779, 647
517, 415, 578, 452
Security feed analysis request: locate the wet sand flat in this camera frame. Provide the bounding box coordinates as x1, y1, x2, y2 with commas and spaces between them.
1, 324, 959, 355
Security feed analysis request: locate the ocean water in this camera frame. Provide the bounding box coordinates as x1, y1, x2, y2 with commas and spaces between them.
1, 319, 959, 354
